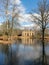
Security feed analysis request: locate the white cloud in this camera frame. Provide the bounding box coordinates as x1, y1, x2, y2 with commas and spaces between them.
12, 0, 21, 5
18, 14, 30, 22
10, 0, 37, 28
12, 0, 26, 13
15, 0, 21, 5
22, 24, 35, 27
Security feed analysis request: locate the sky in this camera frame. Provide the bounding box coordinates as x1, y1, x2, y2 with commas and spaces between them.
21, 0, 38, 13
0, 0, 39, 28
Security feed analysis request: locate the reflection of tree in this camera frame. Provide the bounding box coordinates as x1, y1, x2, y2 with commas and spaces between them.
0, 44, 9, 65
0, 43, 20, 65
2, 44, 9, 54
8, 43, 19, 65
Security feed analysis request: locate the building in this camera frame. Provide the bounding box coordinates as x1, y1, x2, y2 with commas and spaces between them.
22, 30, 34, 38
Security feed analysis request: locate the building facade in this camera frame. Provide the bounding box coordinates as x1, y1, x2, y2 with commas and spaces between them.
22, 30, 34, 38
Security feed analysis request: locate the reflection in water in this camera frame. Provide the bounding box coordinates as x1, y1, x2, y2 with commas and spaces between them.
0, 39, 49, 65
22, 38, 33, 45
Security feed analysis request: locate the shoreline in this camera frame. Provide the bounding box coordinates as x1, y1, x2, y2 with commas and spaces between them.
0, 40, 14, 44
0, 36, 49, 44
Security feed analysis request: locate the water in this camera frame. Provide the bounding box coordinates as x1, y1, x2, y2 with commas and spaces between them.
0, 39, 49, 65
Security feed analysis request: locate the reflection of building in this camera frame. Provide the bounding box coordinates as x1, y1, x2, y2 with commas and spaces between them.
21, 38, 37, 45
22, 30, 34, 38
22, 38, 33, 45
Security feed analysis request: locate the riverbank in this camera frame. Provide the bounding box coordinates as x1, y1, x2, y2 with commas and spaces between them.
0, 40, 14, 44
0, 36, 49, 44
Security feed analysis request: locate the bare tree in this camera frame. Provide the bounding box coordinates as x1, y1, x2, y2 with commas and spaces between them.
0, 0, 11, 35
10, 2, 20, 36
0, 0, 21, 36
30, 0, 49, 65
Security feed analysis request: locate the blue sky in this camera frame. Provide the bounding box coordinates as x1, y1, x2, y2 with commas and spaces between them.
21, 0, 38, 13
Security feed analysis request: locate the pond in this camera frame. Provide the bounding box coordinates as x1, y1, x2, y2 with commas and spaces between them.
0, 39, 49, 65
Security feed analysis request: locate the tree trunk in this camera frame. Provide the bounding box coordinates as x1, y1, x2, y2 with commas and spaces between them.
42, 29, 47, 65
42, 29, 45, 65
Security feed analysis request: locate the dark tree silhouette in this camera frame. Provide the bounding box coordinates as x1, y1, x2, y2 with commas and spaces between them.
30, 0, 49, 65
